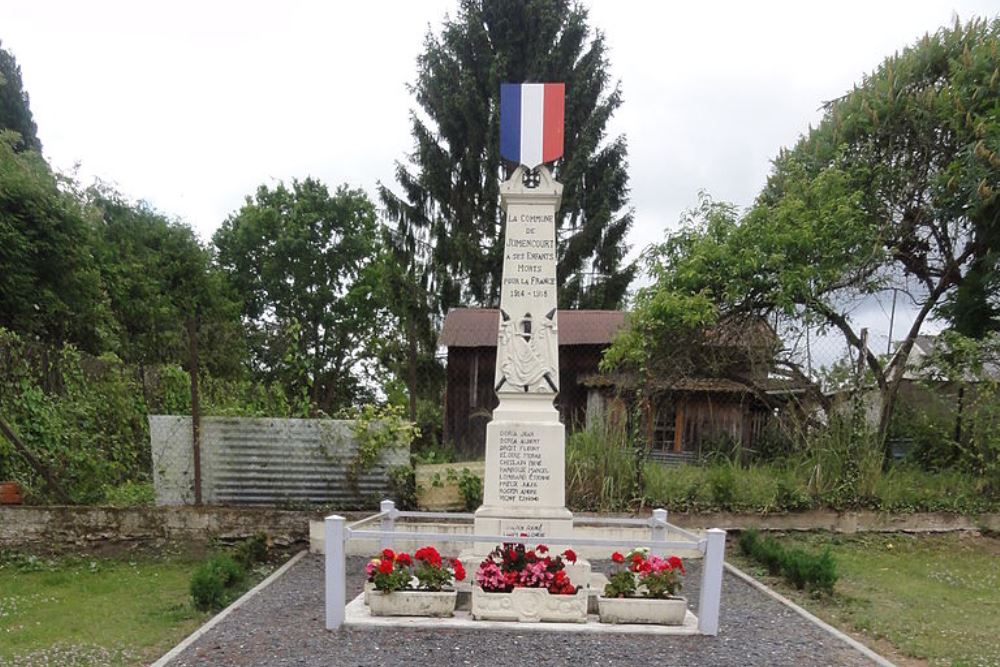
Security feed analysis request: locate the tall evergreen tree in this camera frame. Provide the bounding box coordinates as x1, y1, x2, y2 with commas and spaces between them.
0, 41, 41, 152
379, 0, 635, 314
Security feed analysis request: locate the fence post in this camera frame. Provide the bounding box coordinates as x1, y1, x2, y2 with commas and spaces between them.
651, 508, 668, 555
380, 499, 396, 551
698, 528, 726, 635
325, 514, 346, 630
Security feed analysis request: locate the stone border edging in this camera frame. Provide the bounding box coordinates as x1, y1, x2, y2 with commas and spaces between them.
149, 549, 307, 667
723, 561, 895, 667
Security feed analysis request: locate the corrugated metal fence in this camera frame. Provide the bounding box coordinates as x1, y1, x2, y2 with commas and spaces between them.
150, 416, 409, 507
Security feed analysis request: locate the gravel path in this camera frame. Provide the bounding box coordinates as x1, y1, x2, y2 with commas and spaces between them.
165, 554, 876, 667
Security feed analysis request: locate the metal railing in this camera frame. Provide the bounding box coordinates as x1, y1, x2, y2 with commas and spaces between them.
324, 499, 727, 635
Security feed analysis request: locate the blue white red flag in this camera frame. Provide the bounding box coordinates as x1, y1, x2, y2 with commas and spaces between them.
500, 82, 564, 168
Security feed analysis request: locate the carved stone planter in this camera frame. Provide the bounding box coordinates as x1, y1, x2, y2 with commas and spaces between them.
368, 590, 457, 617
597, 595, 687, 625
472, 586, 588, 623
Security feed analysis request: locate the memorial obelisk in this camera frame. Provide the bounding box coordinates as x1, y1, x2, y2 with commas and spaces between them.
474, 82, 573, 541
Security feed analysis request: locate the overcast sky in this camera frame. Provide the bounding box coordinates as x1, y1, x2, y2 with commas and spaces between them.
5, 0, 998, 365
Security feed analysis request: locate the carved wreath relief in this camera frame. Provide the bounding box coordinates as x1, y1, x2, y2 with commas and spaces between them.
495, 308, 559, 393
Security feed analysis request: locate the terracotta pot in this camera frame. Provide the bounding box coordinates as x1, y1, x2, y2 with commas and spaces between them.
0, 481, 23, 505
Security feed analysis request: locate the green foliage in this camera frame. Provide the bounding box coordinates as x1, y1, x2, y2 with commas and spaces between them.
343, 403, 419, 482
232, 533, 269, 571
189, 554, 245, 611
214, 179, 386, 414
386, 464, 418, 511
0, 41, 41, 151
0, 329, 149, 503
603, 570, 637, 599
370, 559, 411, 593
452, 467, 483, 512
0, 132, 109, 352
87, 186, 244, 377
740, 529, 837, 595
412, 440, 459, 465
380, 0, 635, 318
102, 480, 155, 507
565, 418, 638, 511
608, 18, 1000, 454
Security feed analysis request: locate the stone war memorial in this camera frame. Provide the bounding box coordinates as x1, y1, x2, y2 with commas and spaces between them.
322, 82, 727, 635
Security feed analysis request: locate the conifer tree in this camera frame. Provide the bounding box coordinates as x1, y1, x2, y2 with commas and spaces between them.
0, 41, 41, 152
379, 0, 635, 315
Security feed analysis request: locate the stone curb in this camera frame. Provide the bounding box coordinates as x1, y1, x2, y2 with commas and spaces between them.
149, 549, 307, 667
723, 561, 896, 667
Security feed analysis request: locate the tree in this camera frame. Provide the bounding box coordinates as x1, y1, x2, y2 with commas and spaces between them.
88, 186, 244, 378
379, 0, 635, 314
0, 131, 108, 351
607, 18, 1000, 451
0, 41, 41, 152
213, 179, 385, 413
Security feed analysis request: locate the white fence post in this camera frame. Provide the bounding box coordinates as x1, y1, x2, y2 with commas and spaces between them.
651, 508, 668, 555
380, 499, 396, 551
325, 514, 346, 630
698, 528, 726, 635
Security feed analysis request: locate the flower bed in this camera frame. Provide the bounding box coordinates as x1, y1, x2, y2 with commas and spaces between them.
471, 543, 587, 623
597, 548, 687, 625
364, 546, 465, 617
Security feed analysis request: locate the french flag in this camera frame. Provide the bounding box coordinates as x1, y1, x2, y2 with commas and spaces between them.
500, 82, 564, 168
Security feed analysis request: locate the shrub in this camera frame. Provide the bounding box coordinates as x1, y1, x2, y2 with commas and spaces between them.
101, 480, 155, 507
455, 467, 483, 512
387, 464, 417, 510
233, 533, 268, 570
190, 554, 245, 611
739, 529, 838, 595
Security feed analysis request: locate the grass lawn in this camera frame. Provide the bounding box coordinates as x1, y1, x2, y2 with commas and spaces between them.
0, 548, 263, 667
729, 532, 1000, 667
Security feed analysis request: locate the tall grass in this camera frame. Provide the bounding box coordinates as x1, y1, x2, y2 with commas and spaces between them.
565, 418, 637, 511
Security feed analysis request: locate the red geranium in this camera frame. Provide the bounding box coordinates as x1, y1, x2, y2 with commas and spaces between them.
414, 546, 442, 567
395, 552, 412, 566
668, 556, 686, 574
563, 549, 577, 563
537, 545, 549, 554
382, 548, 395, 560
611, 551, 624, 563
451, 558, 466, 582
378, 558, 394, 575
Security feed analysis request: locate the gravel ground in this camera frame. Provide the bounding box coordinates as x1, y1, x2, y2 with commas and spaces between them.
165, 554, 876, 667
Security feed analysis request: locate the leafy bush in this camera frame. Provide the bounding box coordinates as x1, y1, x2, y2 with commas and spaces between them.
387, 464, 417, 510
102, 480, 155, 507
739, 529, 837, 595
190, 554, 245, 611
456, 468, 483, 511
233, 533, 268, 570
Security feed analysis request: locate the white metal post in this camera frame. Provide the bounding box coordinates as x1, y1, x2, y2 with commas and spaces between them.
698, 528, 726, 635
651, 508, 668, 555
325, 514, 346, 630
379, 499, 396, 551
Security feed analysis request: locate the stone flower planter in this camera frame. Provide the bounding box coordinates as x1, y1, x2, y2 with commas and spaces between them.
597, 595, 687, 625
363, 581, 374, 605
368, 590, 457, 617
472, 586, 588, 623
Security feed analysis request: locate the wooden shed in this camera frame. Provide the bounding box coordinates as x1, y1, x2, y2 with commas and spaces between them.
439, 308, 624, 459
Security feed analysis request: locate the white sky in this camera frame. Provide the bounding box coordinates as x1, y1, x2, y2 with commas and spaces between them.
4, 0, 997, 364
